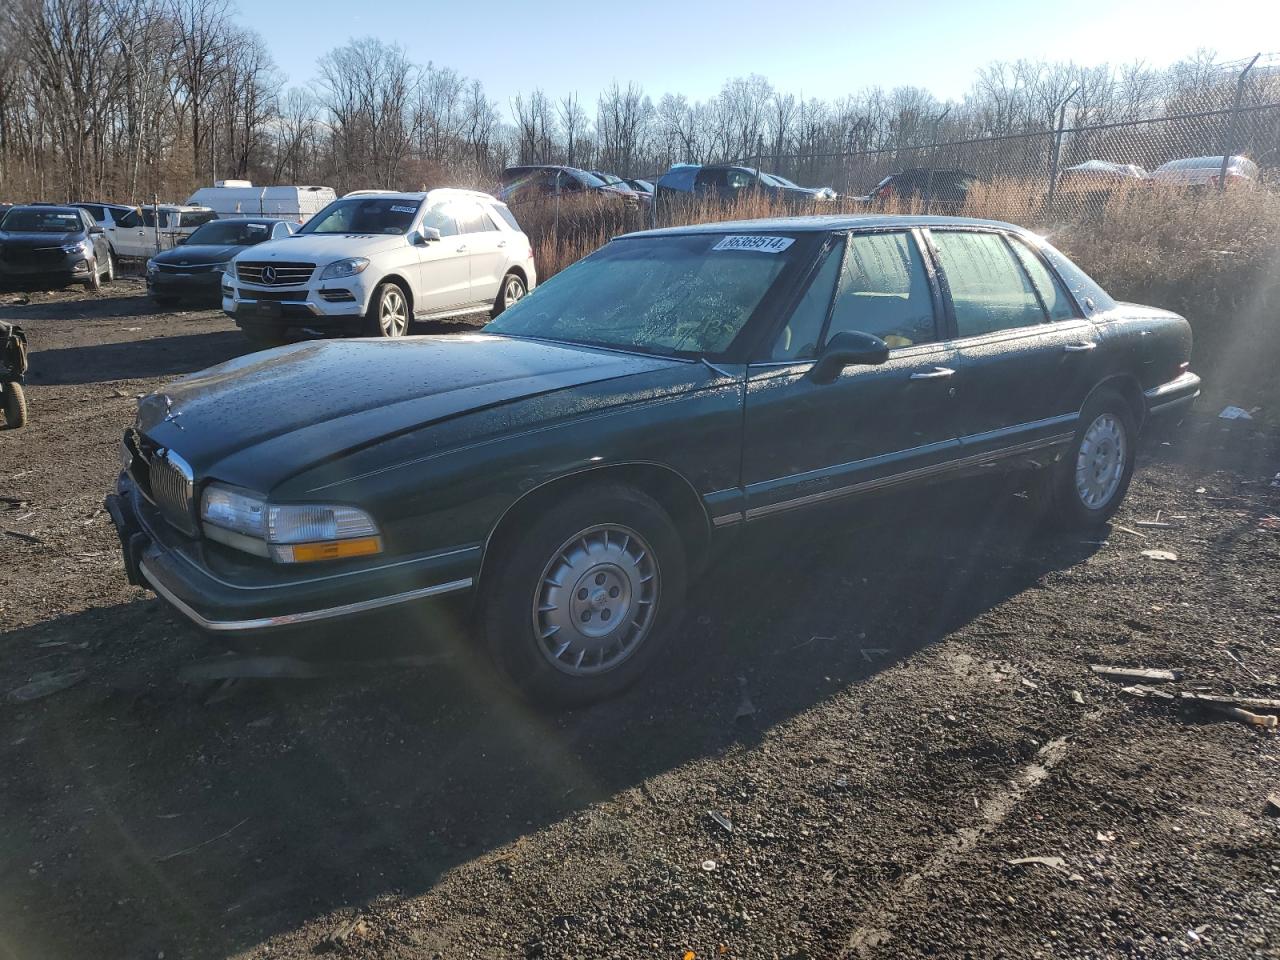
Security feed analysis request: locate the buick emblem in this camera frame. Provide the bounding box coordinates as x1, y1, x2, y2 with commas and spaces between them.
262, 265, 276, 283
162, 394, 183, 429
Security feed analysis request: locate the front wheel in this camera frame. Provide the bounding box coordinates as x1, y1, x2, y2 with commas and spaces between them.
1043, 390, 1137, 529
480, 484, 687, 706
101, 251, 116, 284
491, 272, 526, 318
2, 381, 27, 428
367, 281, 410, 338
84, 258, 101, 293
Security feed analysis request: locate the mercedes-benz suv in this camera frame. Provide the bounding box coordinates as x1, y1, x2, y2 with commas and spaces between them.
221, 189, 536, 347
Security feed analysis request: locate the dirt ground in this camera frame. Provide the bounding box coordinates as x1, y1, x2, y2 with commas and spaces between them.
1, 279, 1278, 960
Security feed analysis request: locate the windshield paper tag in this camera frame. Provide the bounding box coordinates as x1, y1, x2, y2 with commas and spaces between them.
712, 235, 794, 254
390, 205, 417, 213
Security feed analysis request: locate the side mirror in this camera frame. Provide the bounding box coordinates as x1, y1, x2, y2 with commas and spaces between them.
414, 227, 441, 245
175, 235, 188, 245
808, 330, 890, 384
89, 225, 104, 235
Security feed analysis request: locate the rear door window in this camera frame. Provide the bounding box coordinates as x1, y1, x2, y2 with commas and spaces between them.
78, 204, 106, 222
1008, 236, 1078, 322
116, 208, 141, 228
455, 202, 497, 234
491, 203, 522, 231
930, 231, 1047, 337
824, 232, 937, 348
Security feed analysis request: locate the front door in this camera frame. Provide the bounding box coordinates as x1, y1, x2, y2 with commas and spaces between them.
742, 229, 963, 521
415, 200, 472, 314
924, 229, 1102, 459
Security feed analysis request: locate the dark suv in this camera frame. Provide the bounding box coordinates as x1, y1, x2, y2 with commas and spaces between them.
656, 164, 835, 208
864, 169, 981, 209
498, 165, 636, 205
0, 205, 115, 290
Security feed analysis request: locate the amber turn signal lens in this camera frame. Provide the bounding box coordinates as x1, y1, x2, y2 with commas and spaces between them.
275, 536, 382, 564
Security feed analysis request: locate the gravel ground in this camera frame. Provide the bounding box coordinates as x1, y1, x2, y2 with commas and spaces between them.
1, 280, 1278, 960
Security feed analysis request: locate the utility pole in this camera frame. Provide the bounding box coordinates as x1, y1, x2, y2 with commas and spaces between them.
1219, 54, 1261, 191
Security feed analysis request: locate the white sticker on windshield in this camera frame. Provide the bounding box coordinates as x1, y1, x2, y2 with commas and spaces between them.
711, 235, 795, 254
390, 205, 417, 213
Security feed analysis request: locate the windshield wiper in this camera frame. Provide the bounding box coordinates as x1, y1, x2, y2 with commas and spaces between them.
700, 358, 736, 379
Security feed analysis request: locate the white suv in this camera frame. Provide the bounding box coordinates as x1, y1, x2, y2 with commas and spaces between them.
221, 189, 537, 347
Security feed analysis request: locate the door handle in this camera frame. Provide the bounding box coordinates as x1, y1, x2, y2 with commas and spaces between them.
1063, 341, 1097, 352
496, 240, 507, 248
456, 244, 469, 253
909, 366, 956, 381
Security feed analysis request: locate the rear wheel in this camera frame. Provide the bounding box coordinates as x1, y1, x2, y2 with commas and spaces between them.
367, 281, 410, 338
491, 271, 526, 318
1, 381, 27, 428
1043, 389, 1137, 529
480, 484, 687, 706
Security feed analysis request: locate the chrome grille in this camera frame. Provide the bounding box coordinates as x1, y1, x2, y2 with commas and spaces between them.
150, 451, 197, 535
125, 430, 198, 536
237, 261, 314, 285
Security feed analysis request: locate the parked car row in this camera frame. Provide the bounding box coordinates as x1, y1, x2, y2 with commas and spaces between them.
656, 163, 838, 207
107, 209, 1199, 705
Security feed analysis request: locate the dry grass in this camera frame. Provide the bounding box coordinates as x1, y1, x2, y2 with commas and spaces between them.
512, 180, 1280, 405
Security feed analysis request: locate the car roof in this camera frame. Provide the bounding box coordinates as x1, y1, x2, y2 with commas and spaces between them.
6, 204, 82, 215
341, 188, 500, 203
620, 214, 1030, 240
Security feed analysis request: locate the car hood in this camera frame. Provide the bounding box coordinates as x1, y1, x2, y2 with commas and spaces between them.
229, 232, 405, 265
0, 231, 83, 246
137, 335, 681, 490
153, 243, 243, 264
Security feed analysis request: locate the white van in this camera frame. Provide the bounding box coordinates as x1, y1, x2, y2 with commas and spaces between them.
186, 182, 337, 223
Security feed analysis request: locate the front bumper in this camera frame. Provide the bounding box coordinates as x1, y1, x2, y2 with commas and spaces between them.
1144, 371, 1201, 420
148, 270, 224, 299
106, 472, 477, 641
0, 251, 92, 283
222, 275, 370, 331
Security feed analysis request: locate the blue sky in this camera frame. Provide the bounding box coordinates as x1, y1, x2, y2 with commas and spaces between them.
256, 0, 1278, 111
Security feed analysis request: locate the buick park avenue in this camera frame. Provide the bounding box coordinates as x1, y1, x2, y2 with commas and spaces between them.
107, 216, 1200, 705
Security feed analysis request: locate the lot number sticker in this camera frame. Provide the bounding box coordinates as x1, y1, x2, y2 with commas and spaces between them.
711, 235, 795, 254
390, 205, 417, 213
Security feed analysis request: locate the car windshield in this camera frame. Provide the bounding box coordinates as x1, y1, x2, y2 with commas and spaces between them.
299, 197, 421, 235
485, 232, 804, 358
1, 208, 82, 233
186, 221, 273, 245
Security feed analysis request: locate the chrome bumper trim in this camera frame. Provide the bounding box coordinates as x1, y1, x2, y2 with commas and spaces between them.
139, 561, 473, 632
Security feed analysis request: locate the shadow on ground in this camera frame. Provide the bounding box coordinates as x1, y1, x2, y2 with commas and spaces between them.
0, 486, 1097, 959
25, 330, 251, 385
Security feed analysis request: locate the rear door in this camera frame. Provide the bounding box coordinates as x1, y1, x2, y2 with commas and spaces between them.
742, 229, 963, 520
453, 200, 507, 306
924, 228, 1100, 460
414, 200, 472, 313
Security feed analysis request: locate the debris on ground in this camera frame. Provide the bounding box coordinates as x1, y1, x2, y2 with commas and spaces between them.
319, 917, 368, 951
859, 647, 890, 663
7, 669, 87, 703
1091, 665, 1183, 683
1140, 548, 1179, 562
1122, 684, 1176, 701
1258, 515, 1280, 532
1134, 520, 1177, 529
707, 810, 734, 835
1115, 524, 1146, 538
701, 860, 717, 872
1204, 704, 1278, 730
1218, 405, 1253, 420
154, 817, 249, 863
1070, 689, 1085, 705
1265, 795, 1280, 817
1178, 692, 1280, 713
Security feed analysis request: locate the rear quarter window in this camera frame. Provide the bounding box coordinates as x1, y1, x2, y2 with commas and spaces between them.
491, 203, 522, 231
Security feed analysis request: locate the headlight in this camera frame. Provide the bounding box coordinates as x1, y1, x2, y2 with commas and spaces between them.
200, 483, 381, 564
319, 257, 369, 280
146, 259, 158, 274
224, 260, 238, 280
63, 240, 89, 254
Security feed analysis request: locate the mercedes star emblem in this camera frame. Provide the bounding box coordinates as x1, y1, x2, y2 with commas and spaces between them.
262, 265, 276, 283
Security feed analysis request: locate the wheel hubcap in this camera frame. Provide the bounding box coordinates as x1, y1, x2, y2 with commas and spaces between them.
380, 289, 407, 336
532, 524, 659, 676
1075, 413, 1126, 509
504, 277, 524, 308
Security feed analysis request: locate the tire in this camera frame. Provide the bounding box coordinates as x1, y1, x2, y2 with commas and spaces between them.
84, 258, 101, 293
2, 381, 27, 429
101, 251, 116, 284
480, 483, 687, 706
490, 271, 526, 318
366, 280, 410, 338
1043, 389, 1137, 529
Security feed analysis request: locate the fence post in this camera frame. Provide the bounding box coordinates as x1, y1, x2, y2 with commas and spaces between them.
1219, 53, 1261, 191
1044, 91, 1076, 221
553, 173, 560, 240
923, 106, 951, 215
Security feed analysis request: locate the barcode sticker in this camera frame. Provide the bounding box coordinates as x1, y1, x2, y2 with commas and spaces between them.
711, 235, 795, 253
390, 205, 417, 213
